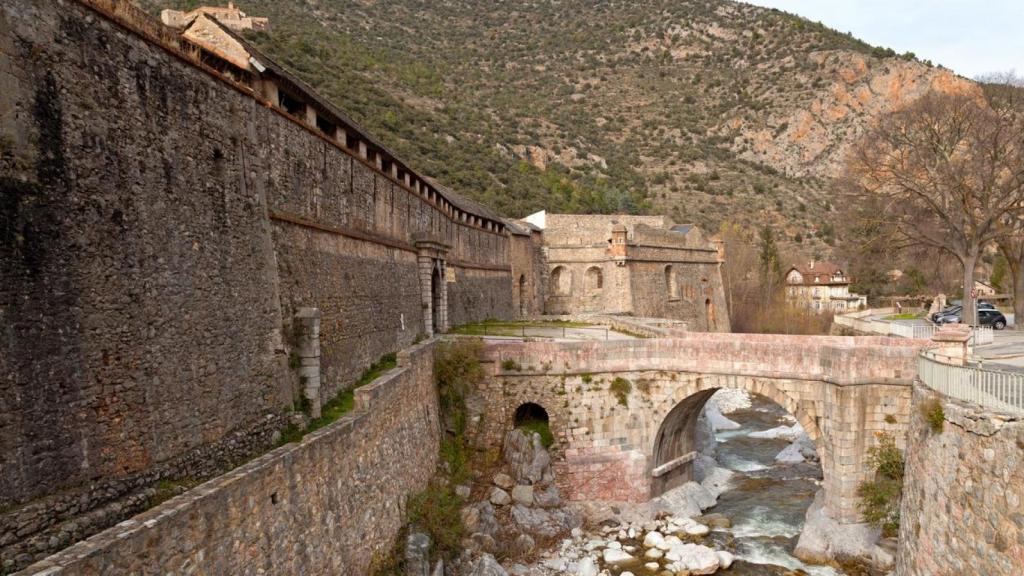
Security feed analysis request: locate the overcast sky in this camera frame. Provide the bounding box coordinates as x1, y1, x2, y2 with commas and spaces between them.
747, 1, 1023, 79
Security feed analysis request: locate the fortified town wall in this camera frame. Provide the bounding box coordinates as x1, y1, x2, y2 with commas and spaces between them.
17, 341, 441, 576
0, 0, 507, 518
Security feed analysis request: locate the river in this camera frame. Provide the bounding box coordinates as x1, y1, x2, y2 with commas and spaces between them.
706, 396, 847, 576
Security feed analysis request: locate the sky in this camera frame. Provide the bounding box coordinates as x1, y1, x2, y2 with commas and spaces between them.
746, 1, 1023, 79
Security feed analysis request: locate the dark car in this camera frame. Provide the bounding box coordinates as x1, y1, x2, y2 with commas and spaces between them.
934, 307, 1007, 329
931, 302, 996, 324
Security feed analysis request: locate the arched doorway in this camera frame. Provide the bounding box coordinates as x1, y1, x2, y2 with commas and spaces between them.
431, 263, 443, 333
513, 402, 553, 447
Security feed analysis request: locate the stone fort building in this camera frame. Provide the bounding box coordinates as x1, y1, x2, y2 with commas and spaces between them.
522, 212, 729, 331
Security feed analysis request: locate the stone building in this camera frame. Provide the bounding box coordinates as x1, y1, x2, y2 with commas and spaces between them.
160, 2, 269, 32
785, 261, 867, 313
522, 212, 730, 331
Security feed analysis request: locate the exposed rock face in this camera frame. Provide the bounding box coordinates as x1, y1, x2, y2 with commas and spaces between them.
467, 554, 508, 576
503, 430, 554, 486
405, 531, 432, 576
794, 489, 891, 570
775, 431, 819, 463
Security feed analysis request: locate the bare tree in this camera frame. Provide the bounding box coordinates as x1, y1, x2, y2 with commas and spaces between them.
979, 72, 1024, 318
845, 90, 1024, 324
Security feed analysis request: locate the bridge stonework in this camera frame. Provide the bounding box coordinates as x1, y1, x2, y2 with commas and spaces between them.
475, 334, 924, 523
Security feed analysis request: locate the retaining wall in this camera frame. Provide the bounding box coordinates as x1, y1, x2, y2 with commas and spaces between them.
896, 385, 1024, 575
18, 340, 441, 576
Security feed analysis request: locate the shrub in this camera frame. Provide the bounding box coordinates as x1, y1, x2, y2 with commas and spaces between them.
434, 339, 484, 484
406, 481, 465, 560
921, 398, 944, 433
610, 377, 632, 406
501, 359, 522, 371
517, 418, 555, 448
857, 432, 904, 537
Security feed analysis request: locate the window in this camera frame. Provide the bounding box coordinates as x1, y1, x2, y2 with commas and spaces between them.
665, 265, 679, 300
585, 266, 603, 292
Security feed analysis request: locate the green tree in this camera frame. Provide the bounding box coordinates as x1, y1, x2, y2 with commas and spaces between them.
758, 225, 782, 304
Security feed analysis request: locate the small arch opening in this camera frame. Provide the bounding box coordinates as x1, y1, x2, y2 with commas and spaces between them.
665, 265, 680, 300
585, 266, 603, 292
513, 402, 553, 447
551, 266, 571, 296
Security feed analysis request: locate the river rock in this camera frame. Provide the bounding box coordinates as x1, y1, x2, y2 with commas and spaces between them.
576, 556, 599, 576
695, 513, 731, 529
682, 521, 709, 536
489, 487, 512, 506
672, 543, 719, 574
643, 531, 665, 548
511, 485, 534, 506
651, 481, 716, 518
494, 473, 515, 490
716, 550, 735, 569
602, 548, 635, 565
749, 423, 803, 441
644, 547, 664, 559
644, 562, 660, 571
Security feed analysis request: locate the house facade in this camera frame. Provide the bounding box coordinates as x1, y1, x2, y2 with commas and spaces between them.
785, 261, 867, 313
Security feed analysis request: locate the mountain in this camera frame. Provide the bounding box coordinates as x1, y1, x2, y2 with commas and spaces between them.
143, 0, 975, 252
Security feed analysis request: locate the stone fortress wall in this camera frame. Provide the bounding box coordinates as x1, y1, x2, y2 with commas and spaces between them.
0, 0, 507, 544
17, 340, 441, 576
534, 213, 729, 330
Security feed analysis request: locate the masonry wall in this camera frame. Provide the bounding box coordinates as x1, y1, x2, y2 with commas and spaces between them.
18, 340, 441, 576
474, 337, 920, 522
896, 385, 1024, 576
508, 231, 546, 317
0, 0, 506, 521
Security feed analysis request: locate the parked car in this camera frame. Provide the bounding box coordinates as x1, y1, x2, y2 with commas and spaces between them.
930, 302, 996, 324
934, 307, 1007, 329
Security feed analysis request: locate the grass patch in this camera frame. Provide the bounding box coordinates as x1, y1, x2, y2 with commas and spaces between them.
517, 417, 554, 448
149, 477, 199, 507
610, 377, 632, 406
857, 432, 904, 538
451, 318, 597, 336
501, 359, 522, 371
885, 312, 924, 321
278, 353, 398, 446
920, 398, 944, 433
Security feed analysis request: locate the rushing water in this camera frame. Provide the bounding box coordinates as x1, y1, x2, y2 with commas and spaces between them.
708, 397, 845, 576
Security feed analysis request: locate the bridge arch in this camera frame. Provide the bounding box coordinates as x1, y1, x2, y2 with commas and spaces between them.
649, 376, 828, 497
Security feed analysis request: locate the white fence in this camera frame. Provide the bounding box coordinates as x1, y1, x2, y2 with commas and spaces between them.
918, 351, 1024, 416
834, 308, 993, 344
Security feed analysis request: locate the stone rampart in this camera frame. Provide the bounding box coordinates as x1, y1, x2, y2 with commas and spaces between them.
896, 385, 1024, 575
17, 340, 441, 576
0, 0, 505, 514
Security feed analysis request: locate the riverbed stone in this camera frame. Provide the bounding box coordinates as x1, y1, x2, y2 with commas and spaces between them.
576, 556, 598, 576
602, 548, 634, 565
493, 473, 515, 490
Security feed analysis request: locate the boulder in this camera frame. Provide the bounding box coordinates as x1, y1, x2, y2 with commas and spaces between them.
511, 504, 559, 536
672, 543, 720, 574
489, 487, 512, 506
504, 429, 554, 485
716, 550, 734, 569
651, 482, 716, 518
468, 553, 508, 576
534, 486, 561, 508
493, 473, 515, 490
576, 556, 599, 576
749, 423, 803, 441
794, 489, 890, 571
694, 513, 731, 529
511, 485, 534, 506
405, 531, 431, 576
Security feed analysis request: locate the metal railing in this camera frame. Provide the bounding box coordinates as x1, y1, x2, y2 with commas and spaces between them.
918, 351, 1024, 416
835, 308, 993, 344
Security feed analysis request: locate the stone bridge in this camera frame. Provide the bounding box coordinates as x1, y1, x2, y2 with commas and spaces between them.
474, 333, 924, 523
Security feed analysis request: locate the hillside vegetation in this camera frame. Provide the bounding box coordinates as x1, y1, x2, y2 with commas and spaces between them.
146, 0, 974, 254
